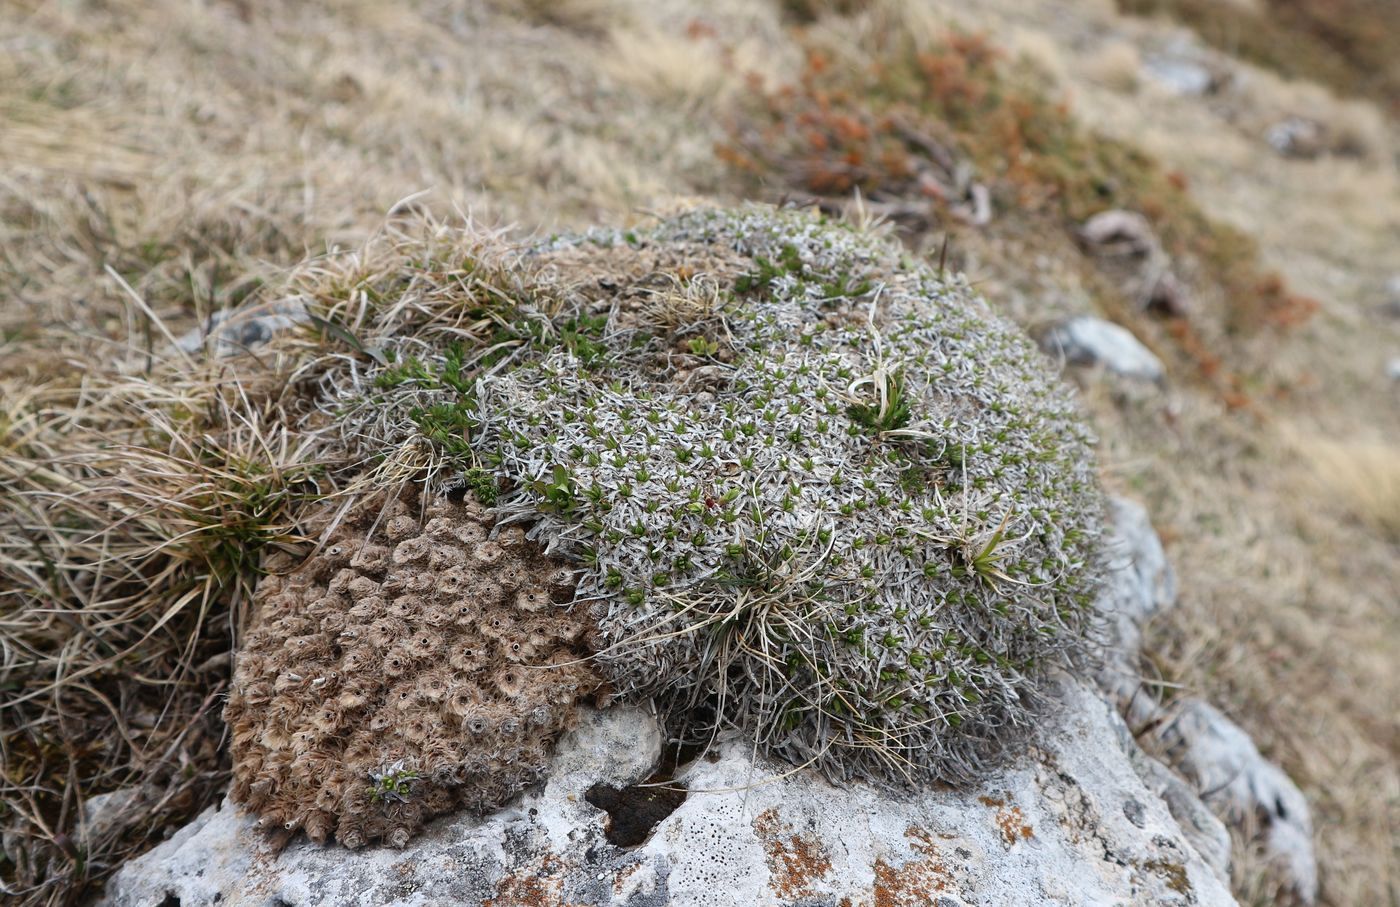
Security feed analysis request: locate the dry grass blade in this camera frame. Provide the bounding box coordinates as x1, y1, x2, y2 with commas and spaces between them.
0, 353, 338, 904
0, 212, 560, 903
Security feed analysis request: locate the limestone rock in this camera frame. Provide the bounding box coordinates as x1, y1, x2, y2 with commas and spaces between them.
103, 683, 1236, 907
79, 787, 154, 852
1266, 117, 1327, 159
1380, 275, 1400, 319
1042, 317, 1166, 382
1095, 496, 1178, 728
1140, 38, 1227, 97
1093, 497, 1318, 905
173, 299, 308, 358
1080, 210, 1159, 259
1122, 731, 1233, 884
1094, 498, 1231, 882
1151, 699, 1318, 905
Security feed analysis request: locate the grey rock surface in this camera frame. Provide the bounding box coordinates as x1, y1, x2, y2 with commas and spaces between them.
1265, 117, 1327, 159
1125, 747, 1233, 885
104, 683, 1236, 907
173, 299, 308, 358
1142, 56, 1214, 96
1094, 498, 1231, 882
80, 787, 153, 852
1095, 496, 1178, 729
1094, 498, 1318, 905
1042, 316, 1166, 382
1080, 210, 1159, 259
1140, 37, 1225, 98
1378, 275, 1400, 319
1151, 699, 1319, 905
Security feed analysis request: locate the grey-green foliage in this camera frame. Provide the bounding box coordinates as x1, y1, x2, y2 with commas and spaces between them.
355, 205, 1103, 787
470, 207, 1103, 785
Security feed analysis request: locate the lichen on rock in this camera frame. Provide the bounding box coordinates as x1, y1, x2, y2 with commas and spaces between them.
340, 204, 1105, 791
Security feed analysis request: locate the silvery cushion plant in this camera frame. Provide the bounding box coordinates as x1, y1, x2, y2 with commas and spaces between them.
359, 205, 1104, 787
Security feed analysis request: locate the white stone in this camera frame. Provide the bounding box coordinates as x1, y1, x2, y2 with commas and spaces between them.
79, 787, 149, 850
1094, 498, 1231, 882
1080, 210, 1159, 259
1265, 117, 1326, 159
1150, 699, 1319, 905
173, 299, 309, 358
104, 683, 1235, 907
1142, 56, 1215, 96
1139, 35, 1227, 97
1096, 496, 1178, 729
1093, 498, 1318, 905
1042, 317, 1166, 382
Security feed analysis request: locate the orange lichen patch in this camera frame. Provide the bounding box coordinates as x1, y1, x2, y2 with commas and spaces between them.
753, 807, 835, 899
904, 826, 944, 856
483, 853, 573, 907
611, 859, 643, 895
979, 795, 1033, 846
1142, 858, 1192, 896
871, 825, 956, 907
225, 485, 602, 850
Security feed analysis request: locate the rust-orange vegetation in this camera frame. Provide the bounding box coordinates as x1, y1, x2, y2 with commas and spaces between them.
718, 26, 1318, 405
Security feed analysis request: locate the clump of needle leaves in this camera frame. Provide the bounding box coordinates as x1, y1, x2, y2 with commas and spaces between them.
349, 205, 1106, 786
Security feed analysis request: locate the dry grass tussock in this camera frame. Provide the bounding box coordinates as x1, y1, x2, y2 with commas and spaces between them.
1294, 433, 1400, 542
0, 343, 333, 900
0, 212, 574, 901
0, 0, 788, 384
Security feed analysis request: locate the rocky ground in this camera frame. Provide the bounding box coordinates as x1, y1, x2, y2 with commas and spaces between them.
101, 498, 1282, 907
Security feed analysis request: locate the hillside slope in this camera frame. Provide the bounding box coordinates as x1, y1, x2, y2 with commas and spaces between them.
1, 1, 1395, 904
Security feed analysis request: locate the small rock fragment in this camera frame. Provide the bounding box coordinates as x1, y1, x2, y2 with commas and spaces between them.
173, 299, 308, 358
1079, 210, 1158, 259
1042, 317, 1166, 383
1266, 117, 1327, 159
1141, 40, 1226, 97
